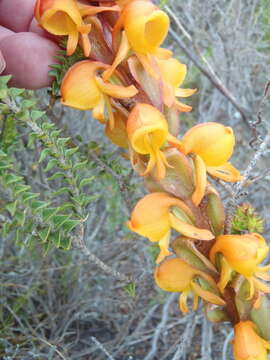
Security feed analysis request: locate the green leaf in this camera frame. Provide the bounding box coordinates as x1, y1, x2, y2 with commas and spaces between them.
45, 159, 58, 172
49, 231, 61, 248
14, 184, 31, 195
31, 200, 51, 211
39, 148, 51, 163
65, 147, 79, 157
0, 150, 8, 158
0, 161, 12, 170
42, 207, 59, 221
51, 214, 71, 229
38, 227, 51, 242
21, 99, 36, 109
0, 75, 12, 86
14, 210, 27, 226
56, 137, 70, 148
73, 160, 88, 170
21, 192, 39, 202
52, 187, 70, 197
124, 282, 136, 297
30, 110, 46, 121
59, 235, 72, 250
50, 130, 61, 138
83, 194, 99, 207
6, 201, 17, 216
79, 176, 95, 189
57, 202, 75, 212
5, 173, 24, 185
48, 171, 66, 181
41, 122, 54, 131
43, 239, 54, 255
1, 115, 17, 150
62, 219, 81, 233
8, 88, 25, 97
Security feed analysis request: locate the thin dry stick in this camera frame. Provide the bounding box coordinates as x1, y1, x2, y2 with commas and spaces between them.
171, 313, 198, 360
222, 330, 234, 360
91, 336, 116, 360
166, 6, 250, 127
89, 151, 133, 215
144, 293, 177, 360
224, 81, 270, 233
72, 225, 132, 283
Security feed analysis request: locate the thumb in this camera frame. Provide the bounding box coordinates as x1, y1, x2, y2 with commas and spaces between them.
0, 50, 6, 74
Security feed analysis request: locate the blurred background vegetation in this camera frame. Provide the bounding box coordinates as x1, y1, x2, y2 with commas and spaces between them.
1, 0, 270, 359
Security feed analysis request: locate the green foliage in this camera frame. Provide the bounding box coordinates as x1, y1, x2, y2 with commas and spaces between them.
231, 203, 264, 234
48, 40, 86, 97
0, 76, 98, 252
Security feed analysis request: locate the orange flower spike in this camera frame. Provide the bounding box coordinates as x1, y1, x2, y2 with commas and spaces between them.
233, 321, 270, 360
181, 122, 241, 205
60, 60, 138, 129
127, 104, 181, 180
210, 233, 270, 296
127, 192, 214, 263
155, 258, 225, 312
35, 0, 92, 56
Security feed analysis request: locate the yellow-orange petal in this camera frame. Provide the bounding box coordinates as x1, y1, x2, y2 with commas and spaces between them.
157, 58, 187, 88
207, 162, 242, 182
38, 0, 83, 35
179, 291, 190, 313
191, 281, 225, 306
95, 76, 138, 99
105, 110, 129, 149
154, 258, 194, 292
175, 100, 193, 112
78, 4, 120, 17
217, 256, 233, 293
182, 122, 235, 167
156, 231, 172, 264
192, 154, 207, 206
233, 321, 269, 360
61, 61, 107, 110
175, 88, 197, 98
103, 31, 130, 81
169, 213, 214, 241
124, 0, 169, 54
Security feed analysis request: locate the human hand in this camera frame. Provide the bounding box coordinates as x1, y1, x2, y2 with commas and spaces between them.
0, 0, 59, 89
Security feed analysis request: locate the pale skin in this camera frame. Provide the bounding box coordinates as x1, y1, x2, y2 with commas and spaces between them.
0, 0, 59, 89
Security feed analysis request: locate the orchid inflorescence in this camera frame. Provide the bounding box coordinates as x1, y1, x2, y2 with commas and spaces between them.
35, 0, 270, 358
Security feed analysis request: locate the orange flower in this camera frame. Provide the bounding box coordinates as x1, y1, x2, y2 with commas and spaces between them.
127, 104, 181, 179
127, 192, 214, 263
181, 122, 241, 205
35, 0, 119, 56
210, 233, 270, 297
157, 57, 196, 111
233, 321, 270, 360
114, 0, 169, 55
104, 0, 169, 80
155, 258, 225, 312
60, 60, 138, 129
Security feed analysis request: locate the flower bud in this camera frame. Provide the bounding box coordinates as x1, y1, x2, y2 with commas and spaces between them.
233, 321, 270, 360
155, 148, 195, 199
154, 258, 225, 312
206, 188, 225, 236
